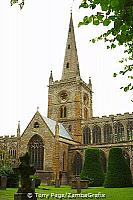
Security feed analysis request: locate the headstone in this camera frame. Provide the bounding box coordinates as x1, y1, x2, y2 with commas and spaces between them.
31, 179, 35, 191
76, 177, 81, 194
13, 152, 37, 200
0, 176, 7, 190
55, 179, 60, 188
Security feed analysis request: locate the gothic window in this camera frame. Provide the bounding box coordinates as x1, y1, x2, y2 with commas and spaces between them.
73, 152, 82, 176
127, 121, 133, 141
9, 149, 16, 158
66, 62, 69, 68
83, 94, 89, 105
123, 150, 130, 167
34, 122, 39, 128
114, 122, 125, 142
68, 44, 70, 49
64, 106, 66, 117
84, 108, 88, 119
92, 125, 101, 144
60, 106, 67, 118
104, 124, 113, 143
28, 134, 44, 170
69, 27, 71, 32
60, 107, 63, 118
83, 127, 91, 144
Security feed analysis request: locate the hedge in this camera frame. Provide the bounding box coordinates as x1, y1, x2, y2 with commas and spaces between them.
104, 148, 132, 188
80, 148, 105, 186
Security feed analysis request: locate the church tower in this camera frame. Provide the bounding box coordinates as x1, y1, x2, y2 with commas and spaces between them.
47, 12, 93, 143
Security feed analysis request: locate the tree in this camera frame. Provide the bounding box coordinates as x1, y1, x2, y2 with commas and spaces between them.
0, 150, 19, 187
79, 0, 133, 93
80, 148, 105, 186
10, 0, 24, 9
104, 148, 132, 188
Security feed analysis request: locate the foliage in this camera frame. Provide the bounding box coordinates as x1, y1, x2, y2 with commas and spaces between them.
79, 0, 133, 93
80, 148, 105, 186
0, 165, 19, 188
0, 150, 13, 168
104, 148, 132, 188
30, 175, 41, 188
10, 0, 24, 9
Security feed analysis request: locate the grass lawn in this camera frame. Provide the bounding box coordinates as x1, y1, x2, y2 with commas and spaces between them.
0, 185, 133, 200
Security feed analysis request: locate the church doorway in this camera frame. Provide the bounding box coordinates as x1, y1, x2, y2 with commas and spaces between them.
28, 134, 44, 170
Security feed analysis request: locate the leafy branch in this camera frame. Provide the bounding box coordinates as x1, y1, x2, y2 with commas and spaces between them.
79, 0, 133, 94
10, 0, 25, 9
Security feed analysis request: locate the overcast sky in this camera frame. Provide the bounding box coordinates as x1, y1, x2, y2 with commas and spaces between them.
0, 0, 132, 136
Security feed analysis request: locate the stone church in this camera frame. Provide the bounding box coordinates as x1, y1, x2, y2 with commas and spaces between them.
0, 13, 133, 184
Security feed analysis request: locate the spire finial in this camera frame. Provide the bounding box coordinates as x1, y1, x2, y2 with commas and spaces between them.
37, 106, 39, 111
70, 6, 72, 14
89, 77, 92, 85
17, 121, 20, 137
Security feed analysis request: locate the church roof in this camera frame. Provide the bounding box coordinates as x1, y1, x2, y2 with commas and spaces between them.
42, 116, 73, 140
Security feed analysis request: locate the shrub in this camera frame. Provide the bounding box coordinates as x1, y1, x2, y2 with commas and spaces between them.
0, 166, 19, 188
30, 175, 41, 188
80, 148, 105, 186
104, 148, 132, 188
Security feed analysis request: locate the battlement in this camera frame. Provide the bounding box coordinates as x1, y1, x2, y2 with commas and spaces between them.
92, 112, 133, 122
0, 134, 17, 141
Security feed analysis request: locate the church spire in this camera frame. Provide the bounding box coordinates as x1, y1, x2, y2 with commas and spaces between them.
61, 12, 80, 80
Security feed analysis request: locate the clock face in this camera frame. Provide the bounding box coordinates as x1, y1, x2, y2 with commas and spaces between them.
60, 92, 68, 102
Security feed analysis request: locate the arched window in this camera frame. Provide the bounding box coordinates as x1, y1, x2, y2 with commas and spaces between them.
114, 122, 125, 142
127, 121, 133, 141
92, 125, 101, 144
66, 62, 69, 68
104, 124, 113, 143
9, 149, 16, 158
60, 106, 67, 118
83, 127, 91, 144
73, 152, 82, 176
28, 134, 44, 170
64, 106, 66, 117
60, 107, 63, 118
123, 150, 130, 167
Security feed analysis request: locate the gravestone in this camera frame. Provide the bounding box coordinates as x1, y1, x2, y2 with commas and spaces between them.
0, 176, 7, 190
76, 177, 81, 194
13, 152, 37, 200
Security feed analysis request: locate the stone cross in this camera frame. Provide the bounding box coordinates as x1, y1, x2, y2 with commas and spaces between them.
13, 152, 37, 200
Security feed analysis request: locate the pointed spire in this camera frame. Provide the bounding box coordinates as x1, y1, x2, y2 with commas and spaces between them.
61, 12, 80, 80
17, 121, 20, 137
49, 70, 53, 85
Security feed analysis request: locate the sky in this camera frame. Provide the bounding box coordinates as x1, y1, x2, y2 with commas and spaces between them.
0, 0, 132, 136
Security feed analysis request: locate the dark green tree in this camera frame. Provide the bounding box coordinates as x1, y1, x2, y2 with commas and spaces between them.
80, 148, 105, 186
104, 148, 132, 188
79, 0, 133, 94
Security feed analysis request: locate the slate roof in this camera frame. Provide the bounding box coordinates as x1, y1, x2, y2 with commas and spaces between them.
42, 116, 73, 140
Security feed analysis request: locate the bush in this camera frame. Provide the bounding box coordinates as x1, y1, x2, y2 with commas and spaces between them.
104, 148, 132, 188
30, 175, 41, 188
80, 148, 105, 186
0, 166, 19, 188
